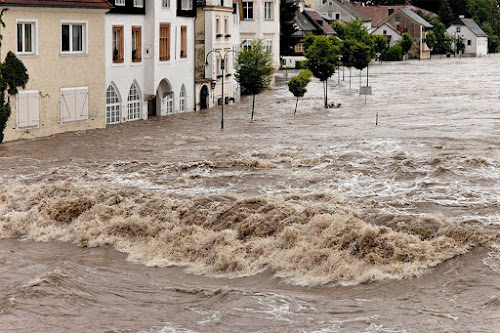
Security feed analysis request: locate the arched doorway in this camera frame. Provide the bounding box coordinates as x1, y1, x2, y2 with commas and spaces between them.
200, 85, 209, 109
155, 79, 173, 116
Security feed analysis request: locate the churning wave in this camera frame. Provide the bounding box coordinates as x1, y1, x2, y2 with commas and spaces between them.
1, 181, 496, 286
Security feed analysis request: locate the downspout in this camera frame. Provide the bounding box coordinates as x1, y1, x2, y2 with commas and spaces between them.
193, 11, 197, 112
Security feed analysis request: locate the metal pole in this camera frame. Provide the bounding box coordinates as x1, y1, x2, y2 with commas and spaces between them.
221, 58, 224, 130
366, 63, 369, 86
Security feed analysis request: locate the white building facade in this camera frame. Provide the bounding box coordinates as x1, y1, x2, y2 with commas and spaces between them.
239, 0, 280, 68
446, 17, 488, 57
371, 23, 402, 47
105, 0, 196, 125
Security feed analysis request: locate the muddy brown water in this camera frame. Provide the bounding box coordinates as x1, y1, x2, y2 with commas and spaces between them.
1, 57, 499, 332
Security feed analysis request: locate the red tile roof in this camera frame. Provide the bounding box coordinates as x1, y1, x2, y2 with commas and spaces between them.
356, 5, 436, 28
0, 0, 112, 9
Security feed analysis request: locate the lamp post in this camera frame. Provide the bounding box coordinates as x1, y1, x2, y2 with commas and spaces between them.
205, 49, 239, 130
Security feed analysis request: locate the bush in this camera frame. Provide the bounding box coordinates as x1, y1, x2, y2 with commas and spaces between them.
383, 45, 403, 61
295, 60, 306, 69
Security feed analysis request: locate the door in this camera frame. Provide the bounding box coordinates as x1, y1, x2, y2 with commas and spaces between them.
200, 85, 209, 109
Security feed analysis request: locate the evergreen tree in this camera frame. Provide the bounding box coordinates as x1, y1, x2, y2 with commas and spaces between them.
438, 0, 455, 26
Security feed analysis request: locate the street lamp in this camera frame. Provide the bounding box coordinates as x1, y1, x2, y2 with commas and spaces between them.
205, 49, 239, 130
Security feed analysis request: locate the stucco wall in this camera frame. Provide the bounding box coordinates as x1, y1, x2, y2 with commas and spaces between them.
2, 7, 107, 142
446, 25, 488, 57
372, 24, 402, 47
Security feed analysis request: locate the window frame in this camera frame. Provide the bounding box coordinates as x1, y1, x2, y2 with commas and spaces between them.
162, 0, 170, 8
180, 25, 187, 58
112, 25, 124, 63
127, 83, 142, 121
16, 19, 37, 56
264, 1, 273, 21
115, 0, 125, 6
265, 40, 272, 54
132, 25, 142, 63
60, 20, 87, 55
133, 0, 144, 8
159, 23, 171, 61
242, 1, 254, 20
106, 84, 121, 124
179, 85, 186, 112
181, 0, 193, 10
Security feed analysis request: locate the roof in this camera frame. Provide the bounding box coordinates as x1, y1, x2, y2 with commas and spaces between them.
293, 11, 317, 36
356, 4, 436, 28
303, 8, 336, 35
399, 8, 433, 29
373, 22, 402, 36
332, 0, 369, 22
0, 0, 112, 8
451, 17, 488, 37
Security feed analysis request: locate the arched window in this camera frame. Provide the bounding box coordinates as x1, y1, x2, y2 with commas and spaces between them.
127, 83, 141, 120
179, 84, 186, 112
166, 93, 173, 114
106, 85, 120, 124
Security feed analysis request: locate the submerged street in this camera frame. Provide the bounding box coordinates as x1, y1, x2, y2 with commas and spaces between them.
0, 57, 499, 332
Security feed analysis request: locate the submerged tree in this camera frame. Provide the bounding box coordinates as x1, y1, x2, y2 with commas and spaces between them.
287, 69, 312, 115
0, 9, 29, 143
304, 35, 339, 107
397, 33, 413, 58
235, 39, 274, 121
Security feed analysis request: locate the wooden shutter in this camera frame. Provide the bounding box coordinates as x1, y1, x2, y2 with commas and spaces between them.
75, 87, 89, 122
181, 26, 187, 58
17, 91, 39, 129
61, 87, 88, 124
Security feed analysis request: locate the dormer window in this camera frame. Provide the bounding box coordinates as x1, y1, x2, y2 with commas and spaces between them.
115, 0, 125, 6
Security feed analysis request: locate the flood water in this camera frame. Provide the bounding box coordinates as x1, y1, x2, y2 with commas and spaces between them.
1, 57, 499, 332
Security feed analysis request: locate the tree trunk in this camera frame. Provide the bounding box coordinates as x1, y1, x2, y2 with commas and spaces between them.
349, 68, 352, 90
251, 94, 255, 121
325, 78, 328, 107
294, 98, 298, 115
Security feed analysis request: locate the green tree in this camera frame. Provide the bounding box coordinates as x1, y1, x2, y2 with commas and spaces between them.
373, 35, 389, 58
235, 39, 274, 121
280, 0, 298, 59
287, 69, 312, 115
397, 33, 413, 57
304, 35, 339, 107
438, 0, 455, 26
382, 45, 403, 61
0, 9, 29, 143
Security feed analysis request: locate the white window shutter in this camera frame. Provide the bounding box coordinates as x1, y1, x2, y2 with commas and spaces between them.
28, 91, 39, 127
16, 93, 28, 128
61, 89, 76, 124
75, 87, 89, 122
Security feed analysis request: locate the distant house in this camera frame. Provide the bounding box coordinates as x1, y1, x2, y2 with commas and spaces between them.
356, 3, 437, 32
446, 16, 488, 57
282, 4, 336, 68
371, 22, 402, 47
314, 0, 371, 31
380, 8, 433, 59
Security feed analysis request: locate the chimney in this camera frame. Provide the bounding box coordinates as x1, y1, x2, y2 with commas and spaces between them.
459, 15, 465, 19
298, 0, 304, 12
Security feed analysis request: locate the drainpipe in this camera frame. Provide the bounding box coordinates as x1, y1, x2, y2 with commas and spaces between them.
193, 15, 197, 112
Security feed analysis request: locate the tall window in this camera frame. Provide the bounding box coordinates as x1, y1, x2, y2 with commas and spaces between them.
216, 57, 221, 76
294, 43, 304, 53
180, 26, 187, 58
181, 0, 193, 10
106, 85, 121, 124
61, 22, 86, 53
115, 0, 125, 5
162, 0, 170, 8
179, 85, 186, 112
224, 17, 228, 34
264, 2, 273, 20
133, 0, 144, 7
17, 22, 36, 55
166, 93, 173, 114
159, 23, 171, 61
132, 26, 142, 62
242, 1, 253, 20
216, 18, 220, 35
112, 25, 124, 63
127, 83, 141, 120
265, 40, 273, 54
